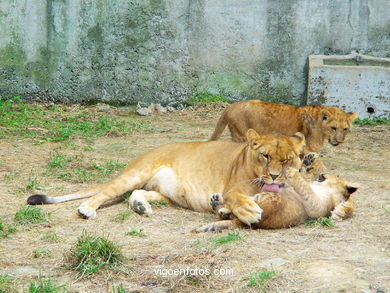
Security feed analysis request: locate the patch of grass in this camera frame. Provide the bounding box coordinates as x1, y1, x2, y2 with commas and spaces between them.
70, 232, 124, 275
33, 249, 52, 258
0, 97, 154, 142
125, 228, 145, 237
14, 206, 47, 225
190, 90, 228, 104
0, 275, 14, 293
3, 172, 19, 182
245, 270, 277, 291
0, 218, 17, 238
26, 276, 68, 293
41, 232, 60, 242
47, 153, 68, 168
83, 145, 94, 151
353, 117, 390, 126
110, 284, 128, 293
304, 217, 336, 228
149, 200, 168, 207
112, 210, 133, 223
209, 232, 244, 246
25, 178, 44, 192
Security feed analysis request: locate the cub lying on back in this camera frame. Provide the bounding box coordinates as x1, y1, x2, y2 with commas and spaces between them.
210, 100, 356, 152
195, 154, 358, 232
27, 129, 304, 225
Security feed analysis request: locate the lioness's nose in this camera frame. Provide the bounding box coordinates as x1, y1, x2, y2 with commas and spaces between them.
270, 174, 278, 181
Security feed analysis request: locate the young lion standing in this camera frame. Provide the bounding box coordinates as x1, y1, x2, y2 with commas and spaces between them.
209, 100, 355, 152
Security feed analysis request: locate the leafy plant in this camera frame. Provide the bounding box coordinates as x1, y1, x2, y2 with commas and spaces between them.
112, 210, 133, 223
0, 275, 14, 293
245, 270, 277, 291
41, 232, 60, 242
190, 90, 228, 104
304, 217, 336, 228
353, 117, 390, 126
33, 249, 52, 258
26, 276, 68, 293
70, 232, 124, 275
0, 218, 17, 238
209, 232, 244, 245
125, 228, 145, 237
149, 200, 168, 207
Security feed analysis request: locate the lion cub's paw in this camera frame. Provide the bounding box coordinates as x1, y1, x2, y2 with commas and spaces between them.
77, 201, 97, 219
232, 198, 263, 225
218, 207, 233, 220
303, 152, 318, 166
131, 200, 153, 216
210, 193, 223, 211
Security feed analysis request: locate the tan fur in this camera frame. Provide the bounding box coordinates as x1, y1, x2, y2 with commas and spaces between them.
194, 163, 358, 232
28, 130, 305, 225
209, 100, 356, 152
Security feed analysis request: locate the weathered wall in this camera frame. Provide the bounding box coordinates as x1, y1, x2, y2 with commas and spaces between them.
1, 0, 389, 105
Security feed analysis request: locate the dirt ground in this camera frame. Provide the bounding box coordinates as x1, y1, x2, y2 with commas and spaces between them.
0, 104, 389, 292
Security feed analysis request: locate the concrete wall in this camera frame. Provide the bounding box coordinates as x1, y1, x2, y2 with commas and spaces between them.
0, 0, 389, 105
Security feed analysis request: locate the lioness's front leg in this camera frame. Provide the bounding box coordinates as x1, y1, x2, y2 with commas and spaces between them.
223, 192, 263, 225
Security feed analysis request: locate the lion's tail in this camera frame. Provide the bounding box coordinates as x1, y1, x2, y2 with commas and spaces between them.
27, 185, 103, 205
209, 110, 228, 141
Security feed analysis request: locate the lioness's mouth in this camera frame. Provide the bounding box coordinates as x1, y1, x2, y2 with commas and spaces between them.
261, 183, 285, 193
328, 139, 339, 146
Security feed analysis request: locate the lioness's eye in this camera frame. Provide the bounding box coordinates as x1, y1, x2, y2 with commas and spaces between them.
262, 154, 269, 160
331, 127, 336, 131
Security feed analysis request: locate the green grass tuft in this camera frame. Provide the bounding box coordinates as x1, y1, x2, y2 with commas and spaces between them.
41, 232, 60, 242
304, 217, 336, 228
353, 117, 390, 126
26, 276, 68, 293
14, 206, 47, 225
0, 218, 17, 238
125, 228, 145, 237
0, 275, 14, 293
245, 270, 277, 291
149, 200, 168, 207
33, 249, 52, 258
70, 232, 124, 275
190, 90, 228, 104
112, 210, 133, 223
209, 232, 244, 245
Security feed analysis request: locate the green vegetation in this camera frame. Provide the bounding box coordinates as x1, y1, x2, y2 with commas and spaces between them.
41, 232, 60, 242
209, 232, 244, 246
0, 218, 17, 238
353, 117, 390, 126
14, 206, 47, 225
190, 90, 228, 104
70, 232, 124, 275
125, 228, 145, 237
45, 153, 126, 183
26, 277, 68, 293
25, 178, 44, 192
33, 249, 52, 258
149, 200, 168, 207
304, 217, 336, 228
110, 284, 128, 293
245, 270, 277, 291
0, 275, 14, 293
112, 210, 133, 223
0, 97, 153, 142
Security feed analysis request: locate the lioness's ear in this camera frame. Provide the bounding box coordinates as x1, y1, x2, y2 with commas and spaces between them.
347, 112, 356, 123
246, 129, 262, 150
346, 186, 358, 195
321, 109, 331, 122
290, 132, 306, 155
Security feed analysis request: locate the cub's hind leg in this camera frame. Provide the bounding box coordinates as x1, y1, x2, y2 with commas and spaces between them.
130, 190, 169, 216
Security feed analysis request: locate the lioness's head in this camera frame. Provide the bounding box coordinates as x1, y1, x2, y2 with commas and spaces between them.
246, 129, 305, 192
319, 108, 355, 146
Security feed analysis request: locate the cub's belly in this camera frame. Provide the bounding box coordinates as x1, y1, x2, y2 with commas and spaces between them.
143, 167, 215, 212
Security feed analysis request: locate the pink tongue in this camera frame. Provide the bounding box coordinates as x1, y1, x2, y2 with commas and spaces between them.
261, 184, 280, 193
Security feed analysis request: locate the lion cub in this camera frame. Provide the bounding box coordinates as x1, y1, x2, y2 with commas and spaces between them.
195, 154, 358, 232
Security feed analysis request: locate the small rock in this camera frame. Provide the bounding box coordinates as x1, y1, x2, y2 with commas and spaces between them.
136, 103, 153, 116
155, 104, 167, 113
96, 103, 111, 112
257, 258, 290, 269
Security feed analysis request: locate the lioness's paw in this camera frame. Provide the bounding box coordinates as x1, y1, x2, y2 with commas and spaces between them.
232, 199, 263, 225
218, 207, 233, 220
77, 202, 97, 219
210, 193, 223, 210
192, 223, 219, 233
131, 200, 153, 216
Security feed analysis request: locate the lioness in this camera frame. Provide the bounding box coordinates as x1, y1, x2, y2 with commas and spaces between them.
209, 100, 356, 152
27, 129, 304, 225
195, 154, 358, 232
